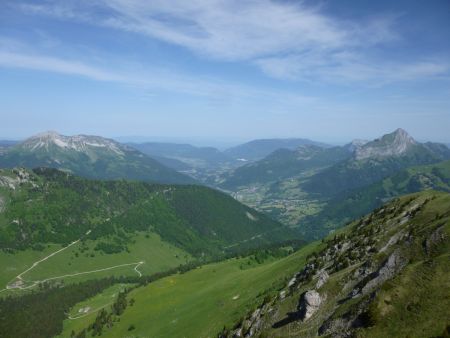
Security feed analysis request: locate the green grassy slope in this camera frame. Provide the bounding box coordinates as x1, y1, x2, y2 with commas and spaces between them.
64, 191, 450, 338
224, 191, 450, 338
56, 283, 136, 336
0, 232, 190, 293
60, 242, 321, 338
302, 160, 450, 239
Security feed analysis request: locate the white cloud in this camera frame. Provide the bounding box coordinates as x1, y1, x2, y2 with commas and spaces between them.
0, 51, 123, 81
11, 0, 450, 84
0, 46, 316, 107
18, 0, 352, 60
256, 52, 450, 84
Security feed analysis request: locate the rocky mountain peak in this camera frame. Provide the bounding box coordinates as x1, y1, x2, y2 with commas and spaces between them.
355, 128, 416, 160
20, 131, 125, 156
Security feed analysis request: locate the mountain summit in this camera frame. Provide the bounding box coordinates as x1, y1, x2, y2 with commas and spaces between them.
22, 131, 125, 156
0, 131, 194, 184
355, 128, 416, 160
303, 128, 450, 196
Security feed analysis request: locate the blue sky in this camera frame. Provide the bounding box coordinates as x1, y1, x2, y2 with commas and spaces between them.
0, 0, 449, 145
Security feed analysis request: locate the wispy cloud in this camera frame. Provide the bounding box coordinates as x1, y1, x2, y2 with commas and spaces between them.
0, 51, 123, 81
0, 44, 316, 108
18, 0, 353, 60
10, 0, 450, 84
255, 53, 450, 84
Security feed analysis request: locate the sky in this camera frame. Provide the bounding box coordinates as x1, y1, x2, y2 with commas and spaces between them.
0, 0, 449, 145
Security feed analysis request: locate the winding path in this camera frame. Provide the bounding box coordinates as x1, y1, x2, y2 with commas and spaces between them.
1, 230, 145, 293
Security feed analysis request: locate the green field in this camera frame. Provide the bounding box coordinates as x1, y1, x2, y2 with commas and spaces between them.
56, 283, 136, 337
0, 232, 191, 294
60, 241, 321, 338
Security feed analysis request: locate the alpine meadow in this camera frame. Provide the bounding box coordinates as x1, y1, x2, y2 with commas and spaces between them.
0, 1, 449, 338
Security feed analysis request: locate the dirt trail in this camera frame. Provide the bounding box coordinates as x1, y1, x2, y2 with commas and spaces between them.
1, 230, 145, 292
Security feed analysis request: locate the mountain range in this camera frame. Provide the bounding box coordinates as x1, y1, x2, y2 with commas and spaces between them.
304, 128, 450, 195
0, 129, 449, 338
1, 129, 448, 241
0, 131, 194, 184
218, 129, 450, 238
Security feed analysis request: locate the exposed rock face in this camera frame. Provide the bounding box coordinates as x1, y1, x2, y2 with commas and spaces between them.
226, 303, 273, 338
319, 317, 353, 338
315, 269, 329, 289
345, 139, 369, 153
299, 290, 322, 321
355, 128, 416, 160
425, 225, 446, 255
22, 131, 125, 156
360, 249, 408, 296
0, 168, 36, 190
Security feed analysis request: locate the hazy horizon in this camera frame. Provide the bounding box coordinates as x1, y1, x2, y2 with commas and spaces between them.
1, 127, 449, 149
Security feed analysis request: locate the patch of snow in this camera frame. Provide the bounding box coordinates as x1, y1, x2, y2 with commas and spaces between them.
53, 138, 69, 148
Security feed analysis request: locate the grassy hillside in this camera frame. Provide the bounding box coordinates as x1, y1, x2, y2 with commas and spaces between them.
0, 232, 190, 292
223, 191, 450, 338
0, 168, 292, 256
59, 242, 321, 338
60, 191, 450, 338
302, 160, 450, 238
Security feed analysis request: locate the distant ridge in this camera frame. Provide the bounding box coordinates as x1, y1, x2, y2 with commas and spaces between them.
224, 138, 331, 161
0, 131, 194, 184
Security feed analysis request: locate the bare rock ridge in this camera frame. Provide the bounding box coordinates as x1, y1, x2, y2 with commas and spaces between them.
22, 131, 125, 155
355, 128, 416, 160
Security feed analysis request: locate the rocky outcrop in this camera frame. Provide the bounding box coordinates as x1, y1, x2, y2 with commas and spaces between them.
424, 225, 446, 255
298, 290, 322, 321
319, 295, 373, 338
0, 168, 36, 190
360, 249, 407, 296
225, 303, 273, 338
315, 269, 329, 289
